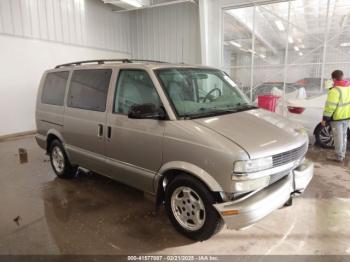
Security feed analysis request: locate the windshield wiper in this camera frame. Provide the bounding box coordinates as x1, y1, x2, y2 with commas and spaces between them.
211, 104, 256, 114
182, 108, 217, 119
182, 104, 257, 119
225, 104, 257, 112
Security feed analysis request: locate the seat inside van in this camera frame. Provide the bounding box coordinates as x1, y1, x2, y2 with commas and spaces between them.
115, 71, 161, 114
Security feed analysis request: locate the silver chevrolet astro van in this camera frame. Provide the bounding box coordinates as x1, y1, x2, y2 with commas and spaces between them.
35, 59, 314, 241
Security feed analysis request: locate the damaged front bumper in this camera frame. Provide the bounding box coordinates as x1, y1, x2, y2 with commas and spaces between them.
213, 159, 314, 230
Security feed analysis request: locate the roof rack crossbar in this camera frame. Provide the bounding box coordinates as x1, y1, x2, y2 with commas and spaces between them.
55, 59, 168, 68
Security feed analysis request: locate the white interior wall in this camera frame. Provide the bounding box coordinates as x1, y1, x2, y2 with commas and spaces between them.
0, 0, 132, 54
0, 35, 128, 136
129, 1, 201, 64
0, 0, 131, 136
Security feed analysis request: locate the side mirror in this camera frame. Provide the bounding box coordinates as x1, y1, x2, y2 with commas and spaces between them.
128, 104, 166, 120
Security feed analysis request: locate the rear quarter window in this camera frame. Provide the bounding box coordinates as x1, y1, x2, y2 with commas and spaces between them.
67, 69, 112, 112
41, 71, 69, 106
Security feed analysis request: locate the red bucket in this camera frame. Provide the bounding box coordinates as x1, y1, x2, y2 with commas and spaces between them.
257, 95, 279, 112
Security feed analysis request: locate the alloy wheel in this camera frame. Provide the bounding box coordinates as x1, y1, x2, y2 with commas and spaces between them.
52, 146, 65, 173
319, 125, 334, 147
170, 186, 206, 231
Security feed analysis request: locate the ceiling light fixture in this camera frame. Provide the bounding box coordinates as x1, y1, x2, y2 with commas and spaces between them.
299, 52, 303, 56
239, 47, 250, 52
275, 20, 285, 31
294, 46, 300, 51
121, 0, 143, 8
230, 41, 242, 48
259, 54, 266, 59
288, 36, 294, 44
340, 42, 350, 47
248, 49, 256, 54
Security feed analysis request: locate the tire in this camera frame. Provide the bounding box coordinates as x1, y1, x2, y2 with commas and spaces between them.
165, 174, 223, 241
49, 140, 77, 178
315, 123, 334, 148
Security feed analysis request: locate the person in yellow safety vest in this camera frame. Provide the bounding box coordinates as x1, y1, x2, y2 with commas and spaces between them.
321, 70, 350, 162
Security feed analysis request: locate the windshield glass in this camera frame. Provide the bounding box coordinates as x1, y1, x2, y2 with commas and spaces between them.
155, 68, 253, 118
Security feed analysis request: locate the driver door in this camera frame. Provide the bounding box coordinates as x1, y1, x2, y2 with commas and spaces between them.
105, 69, 165, 193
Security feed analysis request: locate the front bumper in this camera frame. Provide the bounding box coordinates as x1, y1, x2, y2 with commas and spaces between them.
213, 159, 314, 230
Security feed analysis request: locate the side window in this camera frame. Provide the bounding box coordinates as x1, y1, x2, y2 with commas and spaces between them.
41, 71, 69, 106
114, 70, 161, 114
67, 69, 112, 112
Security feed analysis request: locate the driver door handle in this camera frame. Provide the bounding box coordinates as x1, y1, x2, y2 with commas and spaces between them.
107, 126, 112, 140
97, 124, 103, 137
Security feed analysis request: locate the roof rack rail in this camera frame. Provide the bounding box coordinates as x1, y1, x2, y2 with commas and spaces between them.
128, 59, 168, 64
55, 59, 168, 68
55, 59, 131, 68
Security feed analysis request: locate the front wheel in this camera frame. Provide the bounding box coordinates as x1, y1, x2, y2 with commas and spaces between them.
315, 123, 334, 148
165, 174, 223, 241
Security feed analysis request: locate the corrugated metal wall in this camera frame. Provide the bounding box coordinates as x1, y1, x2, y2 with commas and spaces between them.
0, 0, 132, 55
0, 0, 201, 62
130, 1, 201, 64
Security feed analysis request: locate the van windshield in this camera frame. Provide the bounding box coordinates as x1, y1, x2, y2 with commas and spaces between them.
155, 68, 255, 119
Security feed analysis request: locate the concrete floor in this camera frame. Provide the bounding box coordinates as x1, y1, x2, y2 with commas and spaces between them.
0, 135, 349, 255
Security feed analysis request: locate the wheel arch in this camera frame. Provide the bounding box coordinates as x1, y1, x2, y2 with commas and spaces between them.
45, 129, 73, 162
46, 129, 65, 151
154, 161, 224, 208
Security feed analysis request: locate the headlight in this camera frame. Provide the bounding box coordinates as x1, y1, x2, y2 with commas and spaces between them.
234, 157, 273, 173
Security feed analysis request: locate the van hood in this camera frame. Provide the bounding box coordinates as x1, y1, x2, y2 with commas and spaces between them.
194, 109, 308, 159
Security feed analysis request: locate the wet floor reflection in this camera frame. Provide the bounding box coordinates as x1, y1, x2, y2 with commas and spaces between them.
304, 145, 350, 199
42, 171, 192, 254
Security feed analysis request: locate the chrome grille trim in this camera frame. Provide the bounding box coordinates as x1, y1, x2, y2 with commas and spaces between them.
272, 143, 308, 168
269, 170, 290, 186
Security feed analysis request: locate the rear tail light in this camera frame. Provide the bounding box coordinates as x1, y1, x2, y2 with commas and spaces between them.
288, 106, 305, 114
297, 80, 307, 85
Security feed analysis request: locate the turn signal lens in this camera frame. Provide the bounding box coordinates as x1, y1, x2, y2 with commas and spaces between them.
222, 210, 240, 216
233, 176, 270, 192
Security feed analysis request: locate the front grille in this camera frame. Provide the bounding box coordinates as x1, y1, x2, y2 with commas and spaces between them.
269, 170, 290, 186
272, 143, 308, 168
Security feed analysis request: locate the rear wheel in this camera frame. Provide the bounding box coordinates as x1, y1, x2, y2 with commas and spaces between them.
164, 174, 223, 241
315, 123, 334, 148
49, 140, 77, 178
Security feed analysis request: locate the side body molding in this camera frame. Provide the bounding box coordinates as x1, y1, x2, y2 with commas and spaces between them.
155, 161, 224, 192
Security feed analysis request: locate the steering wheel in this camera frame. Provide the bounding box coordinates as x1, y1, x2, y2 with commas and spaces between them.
203, 88, 222, 102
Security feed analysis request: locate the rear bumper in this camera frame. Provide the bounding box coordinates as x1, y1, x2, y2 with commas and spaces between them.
213, 159, 314, 230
